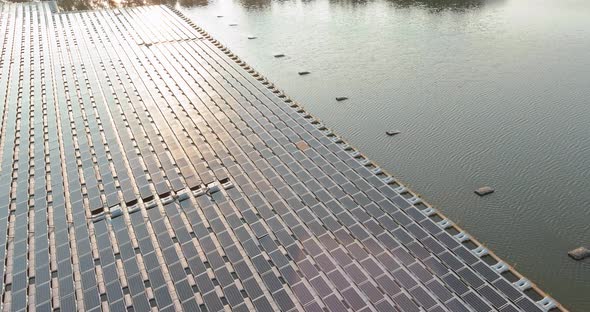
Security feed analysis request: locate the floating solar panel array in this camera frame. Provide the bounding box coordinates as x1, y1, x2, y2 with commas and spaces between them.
0, 2, 564, 311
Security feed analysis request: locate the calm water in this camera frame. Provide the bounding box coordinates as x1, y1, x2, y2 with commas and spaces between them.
60, 0, 590, 309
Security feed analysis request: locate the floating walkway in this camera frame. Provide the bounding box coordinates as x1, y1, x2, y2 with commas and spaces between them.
0, 2, 565, 311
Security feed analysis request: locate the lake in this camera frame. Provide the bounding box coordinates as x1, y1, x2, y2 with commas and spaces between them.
59, 0, 590, 309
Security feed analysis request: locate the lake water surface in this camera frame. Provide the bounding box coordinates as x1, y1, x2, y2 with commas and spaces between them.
59, 0, 590, 309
